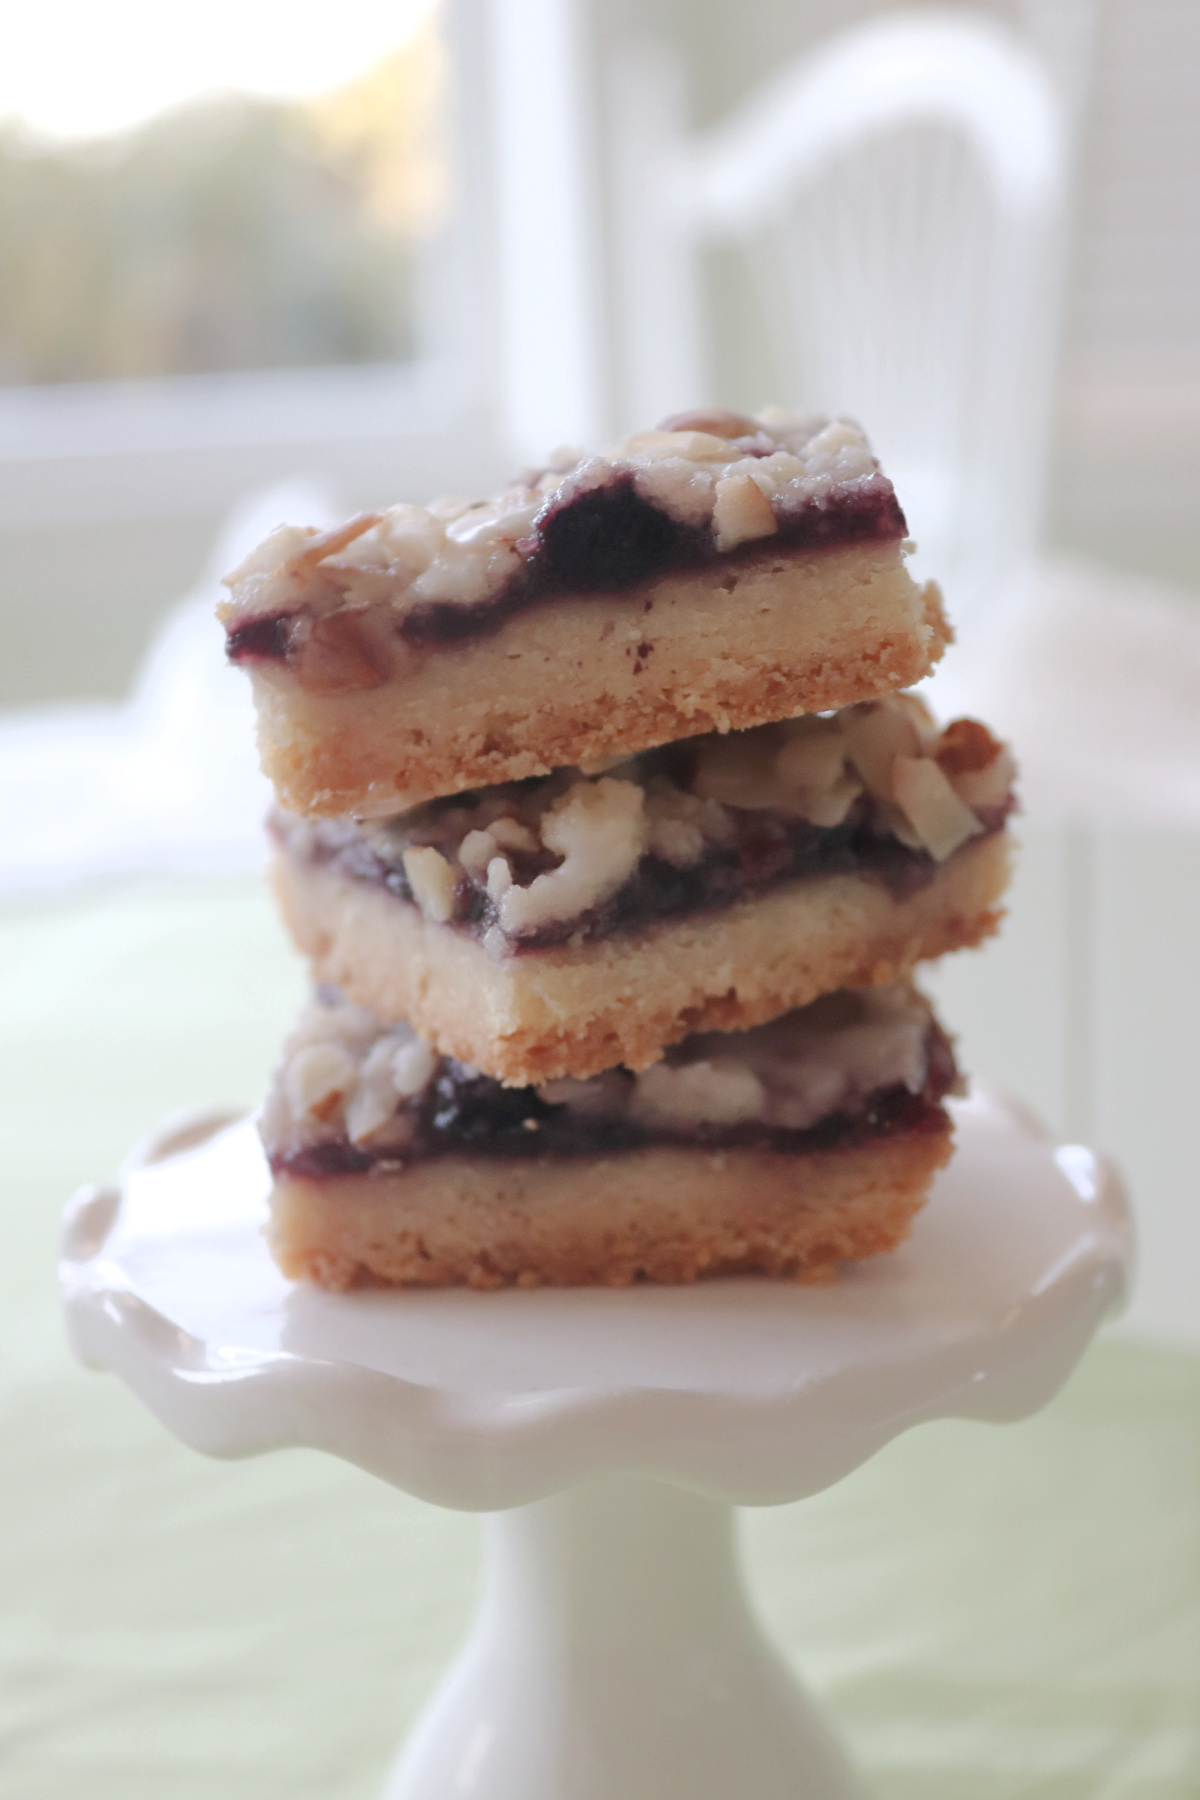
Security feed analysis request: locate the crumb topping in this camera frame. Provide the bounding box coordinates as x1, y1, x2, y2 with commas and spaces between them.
220, 411, 902, 652
260, 982, 949, 1164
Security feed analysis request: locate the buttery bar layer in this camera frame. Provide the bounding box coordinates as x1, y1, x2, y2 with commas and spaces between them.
221, 411, 949, 817
270, 698, 1014, 1084
262, 984, 959, 1291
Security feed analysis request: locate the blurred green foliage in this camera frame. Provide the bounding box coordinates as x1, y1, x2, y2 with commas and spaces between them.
0, 33, 446, 384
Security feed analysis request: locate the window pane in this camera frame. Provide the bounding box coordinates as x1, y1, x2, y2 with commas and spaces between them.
0, 5, 449, 384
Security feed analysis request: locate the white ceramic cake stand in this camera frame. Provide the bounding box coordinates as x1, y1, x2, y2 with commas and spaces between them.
60, 1088, 1131, 1800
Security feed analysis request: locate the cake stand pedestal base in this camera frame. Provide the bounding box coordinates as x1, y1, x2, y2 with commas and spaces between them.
387, 1476, 865, 1800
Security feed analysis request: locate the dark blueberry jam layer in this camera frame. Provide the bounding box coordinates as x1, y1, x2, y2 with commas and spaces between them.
274, 797, 1008, 956
272, 1025, 957, 1181
228, 476, 906, 665
226, 611, 295, 662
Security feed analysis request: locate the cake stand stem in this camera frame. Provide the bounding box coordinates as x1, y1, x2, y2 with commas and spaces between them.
383, 1474, 869, 1800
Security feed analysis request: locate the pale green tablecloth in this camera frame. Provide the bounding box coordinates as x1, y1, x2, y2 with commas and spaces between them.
1, 881, 1197, 1799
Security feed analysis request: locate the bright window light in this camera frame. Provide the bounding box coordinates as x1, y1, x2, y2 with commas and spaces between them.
2, 0, 438, 144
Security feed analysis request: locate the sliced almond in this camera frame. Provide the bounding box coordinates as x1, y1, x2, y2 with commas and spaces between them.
893, 690, 941, 748
632, 1059, 766, 1128
489, 815, 539, 853
656, 407, 761, 439
459, 829, 498, 873
712, 472, 779, 551
402, 846, 456, 921
773, 725, 862, 826
285, 1042, 356, 1122
297, 610, 394, 695
392, 1037, 438, 1098
487, 856, 514, 899
345, 1038, 403, 1144
294, 513, 383, 570
577, 752, 637, 777
872, 798, 925, 852
775, 722, 845, 787
800, 773, 863, 828
840, 699, 923, 800
892, 756, 984, 862
624, 429, 731, 462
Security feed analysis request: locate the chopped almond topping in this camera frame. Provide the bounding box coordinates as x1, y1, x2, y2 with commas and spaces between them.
402, 846, 456, 922
285, 1042, 357, 1120
486, 856, 514, 899
497, 778, 646, 933
489, 815, 539, 852
294, 513, 383, 571
841, 701, 923, 800
459, 829, 497, 872
892, 757, 984, 862
263, 983, 941, 1160
392, 1038, 437, 1097
657, 407, 761, 437
302, 693, 1013, 946
625, 429, 733, 462
949, 746, 1018, 811
632, 1058, 767, 1127
712, 472, 779, 551
297, 612, 393, 694
773, 726, 861, 826
221, 412, 887, 627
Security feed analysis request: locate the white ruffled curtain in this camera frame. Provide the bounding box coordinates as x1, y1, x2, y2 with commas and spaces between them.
0, 482, 337, 894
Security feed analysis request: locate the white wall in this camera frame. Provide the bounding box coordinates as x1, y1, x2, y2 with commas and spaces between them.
671, 0, 1200, 590
923, 823, 1200, 1349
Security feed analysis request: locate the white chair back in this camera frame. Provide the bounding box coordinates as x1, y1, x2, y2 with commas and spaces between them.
656, 11, 1072, 657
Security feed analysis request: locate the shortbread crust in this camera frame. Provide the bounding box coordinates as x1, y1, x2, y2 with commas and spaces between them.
261, 982, 956, 1290
267, 1131, 951, 1290
241, 541, 949, 818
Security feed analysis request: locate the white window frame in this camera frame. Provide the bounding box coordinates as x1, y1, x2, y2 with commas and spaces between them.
0, 0, 508, 532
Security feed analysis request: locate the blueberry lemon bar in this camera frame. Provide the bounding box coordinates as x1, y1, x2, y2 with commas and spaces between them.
269, 695, 1013, 1085
261, 983, 960, 1291
221, 410, 950, 819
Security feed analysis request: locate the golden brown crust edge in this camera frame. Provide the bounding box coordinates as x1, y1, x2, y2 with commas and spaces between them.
270, 830, 1010, 1087
266, 1128, 953, 1291
249, 544, 951, 817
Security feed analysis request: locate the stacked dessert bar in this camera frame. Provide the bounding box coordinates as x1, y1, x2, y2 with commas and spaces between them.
220, 408, 1015, 1291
